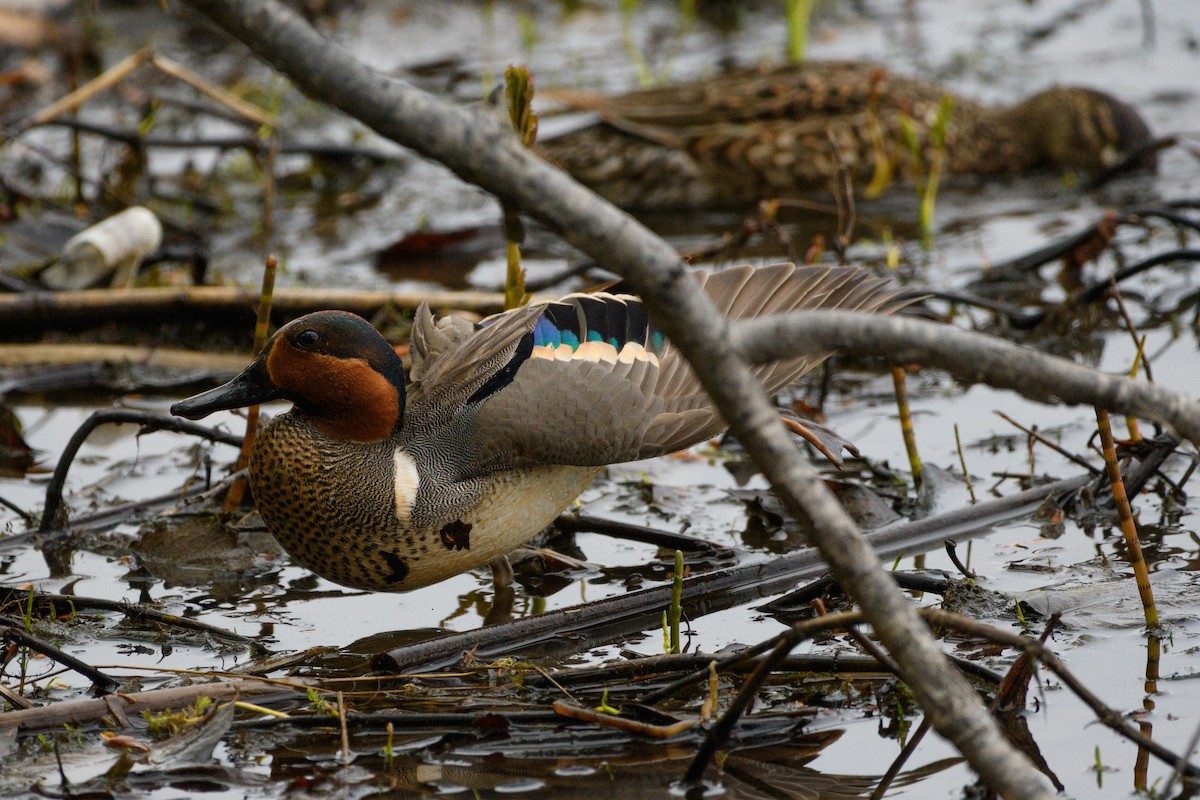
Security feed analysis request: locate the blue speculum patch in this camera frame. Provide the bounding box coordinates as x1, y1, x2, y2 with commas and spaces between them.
532, 316, 561, 347
532, 296, 664, 354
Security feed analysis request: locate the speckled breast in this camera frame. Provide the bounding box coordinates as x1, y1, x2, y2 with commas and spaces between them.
248, 414, 600, 592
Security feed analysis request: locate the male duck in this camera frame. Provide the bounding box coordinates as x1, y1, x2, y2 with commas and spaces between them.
172, 264, 912, 592
538, 61, 1154, 209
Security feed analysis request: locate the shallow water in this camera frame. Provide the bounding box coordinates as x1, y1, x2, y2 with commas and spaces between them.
2, 0, 1200, 798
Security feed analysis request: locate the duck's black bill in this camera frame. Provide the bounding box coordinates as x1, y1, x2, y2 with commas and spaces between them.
171, 359, 281, 419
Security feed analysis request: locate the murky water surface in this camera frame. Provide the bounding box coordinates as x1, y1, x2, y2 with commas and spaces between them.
2, 0, 1200, 797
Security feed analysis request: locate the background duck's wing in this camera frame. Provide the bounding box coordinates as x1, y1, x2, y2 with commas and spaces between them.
541, 62, 948, 136
468, 263, 916, 468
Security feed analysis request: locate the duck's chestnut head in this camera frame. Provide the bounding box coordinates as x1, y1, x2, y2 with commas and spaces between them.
171, 311, 406, 442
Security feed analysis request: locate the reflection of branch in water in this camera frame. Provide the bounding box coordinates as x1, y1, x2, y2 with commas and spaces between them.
38, 409, 242, 532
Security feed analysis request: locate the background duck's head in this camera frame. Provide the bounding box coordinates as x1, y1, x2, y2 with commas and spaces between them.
1014, 86, 1155, 173
171, 310, 406, 443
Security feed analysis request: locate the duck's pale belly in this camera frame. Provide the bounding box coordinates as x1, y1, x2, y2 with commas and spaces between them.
252, 456, 601, 592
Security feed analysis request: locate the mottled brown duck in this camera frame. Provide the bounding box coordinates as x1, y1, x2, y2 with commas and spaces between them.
537, 61, 1154, 210
171, 264, 914, 593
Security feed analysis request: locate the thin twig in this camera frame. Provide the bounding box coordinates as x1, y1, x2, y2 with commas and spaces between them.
954, 423, 977, 503
922, 609, 1198, 779
0, 617, 119, 693
15, 49, 154, 133
40, 117, 394, 161
337, 691, 350, 767
223, 254, 277, 512
943, 540, 976, 579
870, 716, 932, 799
552, 700, 699, 738
555, 514, 734, 559
735, 312, 1200, 446
149, 53, 275, 127
994, 411, 1099, 474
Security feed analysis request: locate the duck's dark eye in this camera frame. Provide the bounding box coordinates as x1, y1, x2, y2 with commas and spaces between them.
296, 329, 321, 349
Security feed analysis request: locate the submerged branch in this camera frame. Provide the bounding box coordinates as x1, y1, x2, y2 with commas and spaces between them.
0, 616, 120, 693
0, 679, 291, 732
376, 473, 1091, 672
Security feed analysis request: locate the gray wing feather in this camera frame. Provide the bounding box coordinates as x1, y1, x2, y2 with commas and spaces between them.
642, 263, 913, 455
418, 264, 915, 466
471, 355, 663, 468
409, 302, 478, 385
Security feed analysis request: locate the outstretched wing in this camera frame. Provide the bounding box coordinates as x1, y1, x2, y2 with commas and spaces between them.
453, 263, 914, 468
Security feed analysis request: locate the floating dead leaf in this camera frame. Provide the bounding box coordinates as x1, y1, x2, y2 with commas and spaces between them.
102, 732, 152, 754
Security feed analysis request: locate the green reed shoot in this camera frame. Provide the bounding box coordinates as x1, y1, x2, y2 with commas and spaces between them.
595, 688, 620, 715
891, 366, 922, 491
899, 95, 954, 242
1126, 336, 1147, 441
678, 0, 697, 31
503, 65, 538, 309
785, 0, 814, 63
864, 74, 894, 199
620, 0, 653, 86
921, 95, 954, 240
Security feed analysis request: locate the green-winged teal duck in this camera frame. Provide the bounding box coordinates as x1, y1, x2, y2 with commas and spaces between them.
538, 61, 1154, 209
172, 264, 912, 592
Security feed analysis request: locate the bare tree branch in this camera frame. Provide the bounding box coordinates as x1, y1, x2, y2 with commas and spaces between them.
734, 312, 1200, 443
